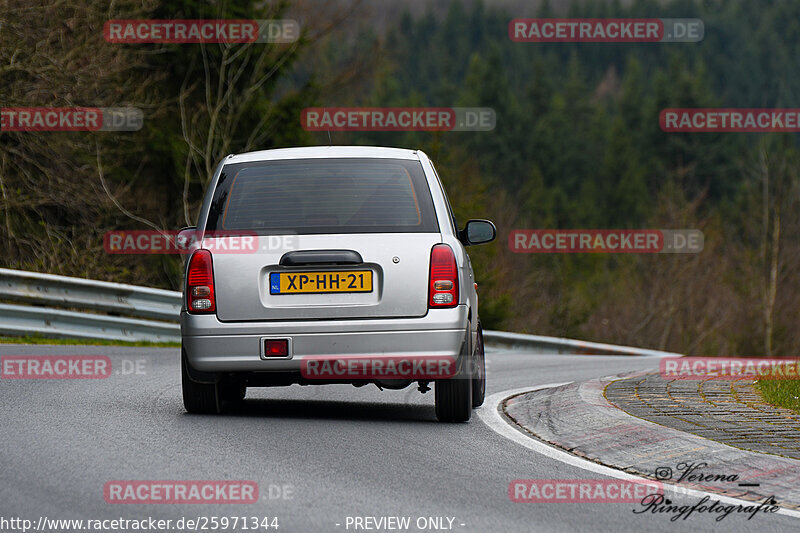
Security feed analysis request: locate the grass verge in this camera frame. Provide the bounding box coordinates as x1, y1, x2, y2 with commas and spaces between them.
0, 335, 179, 348
756, 379, 800, 413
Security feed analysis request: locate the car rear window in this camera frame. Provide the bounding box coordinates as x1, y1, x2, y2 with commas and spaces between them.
204, 158, 439, 234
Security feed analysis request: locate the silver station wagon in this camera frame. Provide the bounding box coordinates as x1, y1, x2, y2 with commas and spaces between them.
180, 146, 495, 422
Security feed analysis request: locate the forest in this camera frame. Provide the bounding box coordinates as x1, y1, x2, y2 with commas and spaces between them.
2, 0, 799, 355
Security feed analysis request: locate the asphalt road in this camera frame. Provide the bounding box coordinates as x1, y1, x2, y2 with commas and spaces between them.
1, 344, 797, 532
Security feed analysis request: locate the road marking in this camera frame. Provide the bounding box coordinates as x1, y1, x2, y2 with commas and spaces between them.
477, 385, 800, 519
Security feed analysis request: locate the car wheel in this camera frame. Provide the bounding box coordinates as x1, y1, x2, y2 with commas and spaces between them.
435, 323, 473, 422
471, 323, 486, 408
182, 351, 221, 414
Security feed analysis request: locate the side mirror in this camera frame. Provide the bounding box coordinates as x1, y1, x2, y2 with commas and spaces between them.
461, 219, 496, 246
177, 226, 199, 253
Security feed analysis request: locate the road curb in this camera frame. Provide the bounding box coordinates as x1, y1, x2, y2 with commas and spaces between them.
606, 371, 800, 460
501, 372, 800, 511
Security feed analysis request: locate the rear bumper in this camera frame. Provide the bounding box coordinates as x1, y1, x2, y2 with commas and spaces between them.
181, 306, 468, 373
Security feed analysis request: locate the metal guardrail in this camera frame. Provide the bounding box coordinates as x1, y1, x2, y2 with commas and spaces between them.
0, 268, 181, 343
0, 268, 680, 354
0, 268, 180, 320
0, 303, 180, 343
483, 330, 680, 357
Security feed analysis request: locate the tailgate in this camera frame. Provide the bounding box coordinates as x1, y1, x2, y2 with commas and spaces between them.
211, 233, 441, 321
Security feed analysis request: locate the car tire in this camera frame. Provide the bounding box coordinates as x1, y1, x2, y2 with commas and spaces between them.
471, 323, 486, 408
182, 351, 222, 414
435, 323, 473, 422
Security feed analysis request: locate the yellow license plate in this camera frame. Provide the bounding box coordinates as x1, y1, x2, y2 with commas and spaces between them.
269, 271, 373, 294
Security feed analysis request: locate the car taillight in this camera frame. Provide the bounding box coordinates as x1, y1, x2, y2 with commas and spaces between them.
429, 244, 459, 308
187, 249, 215, 313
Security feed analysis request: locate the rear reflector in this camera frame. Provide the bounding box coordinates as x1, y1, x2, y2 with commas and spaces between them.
187, 249, 216, 314
428, 244, 459, 308
264, 339, 289, 357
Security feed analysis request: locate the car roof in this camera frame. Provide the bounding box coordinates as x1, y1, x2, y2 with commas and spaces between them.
226, 146, 422, 164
